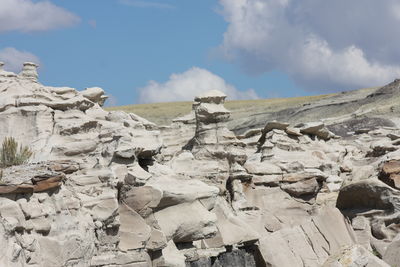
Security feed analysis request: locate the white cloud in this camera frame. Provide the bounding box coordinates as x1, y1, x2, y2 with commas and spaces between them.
119, 0, 175, 9
0, 47, 40, 72
0, 0, 80, 32
218, 0, 400, 91
138, 67, 258, 103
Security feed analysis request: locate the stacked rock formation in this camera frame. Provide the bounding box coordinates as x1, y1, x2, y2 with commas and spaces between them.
0, 62, 399, 267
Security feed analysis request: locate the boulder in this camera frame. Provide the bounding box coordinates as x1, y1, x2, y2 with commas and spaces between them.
337, 178, 400, 242
0, 198, 26, 231
19, 62, 39, 81
194, 90, 227, 104
263, 121, 289, 133
154, 200, 217, 243
118, 203, 151, 251
379, 160, 400, 189
336, 179, 400, 211
125, 163, 152, 185
296, 122, 337, 140
146, 176, 219, 209
81, 87, 107, 106
244, 161, 282, 175
122, 186, 163, 217
146, 228, 168, 251
280, 178, 321, 197
297, 122, 325, 135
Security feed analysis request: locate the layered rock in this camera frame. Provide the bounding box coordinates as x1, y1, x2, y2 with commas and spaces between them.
0, 63, 399, 267
0, 64, 161, 266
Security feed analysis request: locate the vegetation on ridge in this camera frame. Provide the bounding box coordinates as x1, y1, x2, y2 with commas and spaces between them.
106, 94, 334, 125
0, 137, 33, 168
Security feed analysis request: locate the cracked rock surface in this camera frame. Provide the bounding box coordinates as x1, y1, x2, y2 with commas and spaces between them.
0, 68, 400, 266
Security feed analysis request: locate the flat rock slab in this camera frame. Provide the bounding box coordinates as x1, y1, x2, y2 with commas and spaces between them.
0, 162, 67, 194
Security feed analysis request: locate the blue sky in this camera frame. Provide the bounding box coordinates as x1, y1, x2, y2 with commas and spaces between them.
1, 0, 400, 105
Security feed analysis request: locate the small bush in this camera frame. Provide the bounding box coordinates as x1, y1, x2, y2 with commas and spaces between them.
0, 137, 33, 168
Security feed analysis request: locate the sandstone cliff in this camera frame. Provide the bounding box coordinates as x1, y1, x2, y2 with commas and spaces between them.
0, 63, 399, 267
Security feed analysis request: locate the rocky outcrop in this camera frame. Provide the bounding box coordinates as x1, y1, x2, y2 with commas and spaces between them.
258, 207, 356, 267
323, 245, 390, 267
379, 160, 400, 189
0, 161, 77, 194
0, 63, 399, 266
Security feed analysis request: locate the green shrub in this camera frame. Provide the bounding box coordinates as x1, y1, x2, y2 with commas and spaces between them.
0, 137, 33, 168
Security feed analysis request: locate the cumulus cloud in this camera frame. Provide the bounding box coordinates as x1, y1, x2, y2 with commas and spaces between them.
0, 0, 80, 32
218, 0, 400, 91
138, 67, 258, 103
0, 47, 40, 72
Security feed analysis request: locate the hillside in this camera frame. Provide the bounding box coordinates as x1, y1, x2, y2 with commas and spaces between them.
105, 94, 334, 126
107, 82, 400, 135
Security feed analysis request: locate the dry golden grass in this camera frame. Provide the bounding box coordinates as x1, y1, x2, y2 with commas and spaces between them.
105, 94, 335, 125
106, 101, 193, 124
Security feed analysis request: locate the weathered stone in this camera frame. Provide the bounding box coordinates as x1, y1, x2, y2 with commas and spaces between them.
125, 163, 152, 185
285, 127, 302, 136
122, 186, 163, 217
337, 179, 400, 211
383, 233, 400, 266
155, 200, 217, 243
379, 160, 400, 189
146, 228, 167, 251
89, 197, 119, 222
146, 176, 219, 209
322, 245, 390, 267
244, 161, 282, 175
382, 160, 400, 174
282, 170, 327, 182
263, 121, 289, 133
280, 178, 321, 197
154, 240, 186, 267
118, 203, 151, 251
0, 198, 26, 231
81, 87, 107, 106
194, 90, 227, 104
205, 198, 259, 247
30, 217, 51, 234
259, 208, 356, 267
62, 140, 98, 156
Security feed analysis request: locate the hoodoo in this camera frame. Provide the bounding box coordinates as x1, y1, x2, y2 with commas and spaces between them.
0, 64, 399, 266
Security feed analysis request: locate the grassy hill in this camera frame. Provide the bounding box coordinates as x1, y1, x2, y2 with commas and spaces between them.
105, 94, 334, 126
105, 82, 400, 135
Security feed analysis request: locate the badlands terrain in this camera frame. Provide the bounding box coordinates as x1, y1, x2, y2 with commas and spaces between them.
1, 62, 400, 267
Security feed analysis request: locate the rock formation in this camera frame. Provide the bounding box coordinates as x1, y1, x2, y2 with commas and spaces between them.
0, 62, 399, 267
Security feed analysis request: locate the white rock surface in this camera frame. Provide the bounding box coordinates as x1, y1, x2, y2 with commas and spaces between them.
0, 67, 399, 267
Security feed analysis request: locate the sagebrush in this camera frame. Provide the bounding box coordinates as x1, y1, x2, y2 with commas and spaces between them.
0, 137, 33, 168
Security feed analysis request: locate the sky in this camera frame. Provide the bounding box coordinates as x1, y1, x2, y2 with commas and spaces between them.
1, 0, 400, 105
